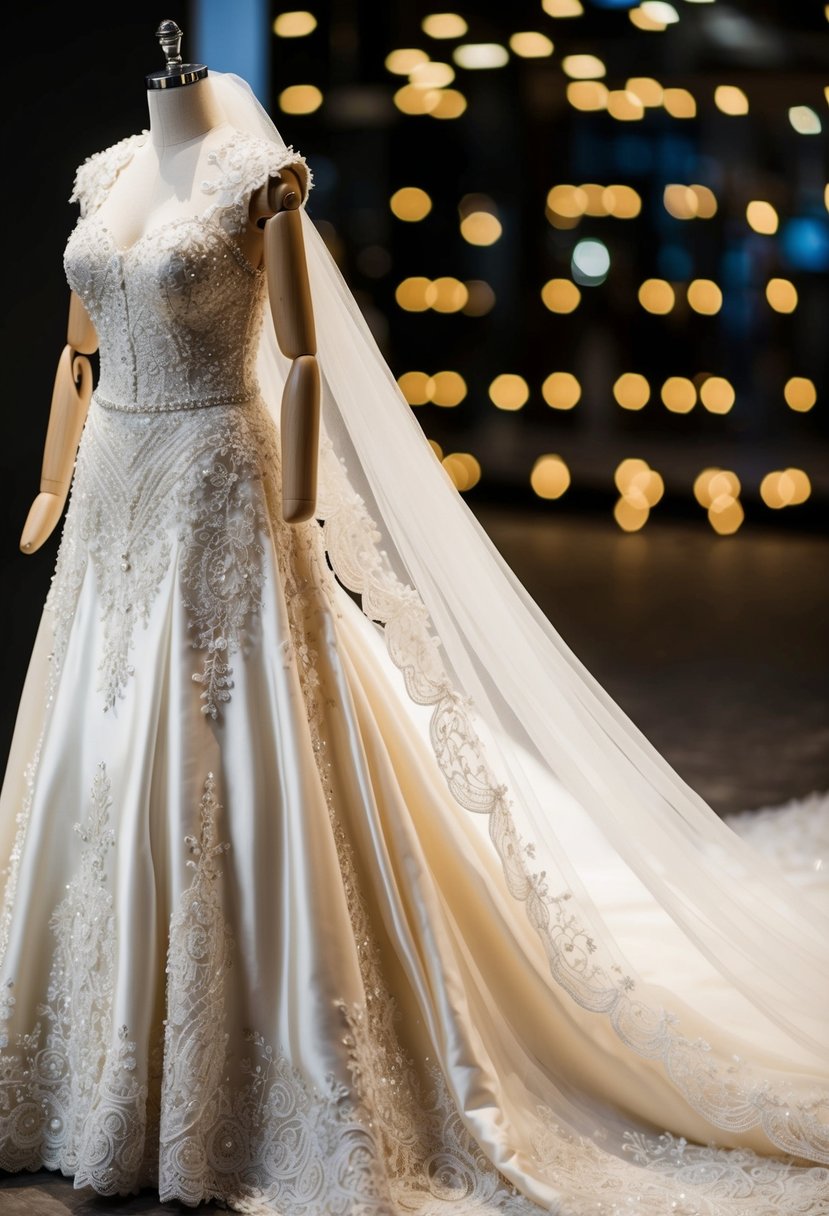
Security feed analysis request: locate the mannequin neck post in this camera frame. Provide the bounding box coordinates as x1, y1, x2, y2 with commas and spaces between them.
147, 76, 226, 148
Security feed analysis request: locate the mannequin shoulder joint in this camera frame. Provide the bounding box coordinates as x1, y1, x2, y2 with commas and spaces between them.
249, 168, 304, 228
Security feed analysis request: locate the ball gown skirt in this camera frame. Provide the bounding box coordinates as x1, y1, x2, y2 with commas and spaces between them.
0, 125, 826, 1215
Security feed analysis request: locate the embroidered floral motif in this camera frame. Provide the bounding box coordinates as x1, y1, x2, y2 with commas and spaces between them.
69, 132, 148, 218
201, 129, 313, 236
311, 426, 829, 1169
0, 763, 147, 1188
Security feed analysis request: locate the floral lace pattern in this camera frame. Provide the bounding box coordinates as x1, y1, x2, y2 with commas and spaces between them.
311, 428, 829, 1168
45, 401, 272, 716
1, 119, 823, 1213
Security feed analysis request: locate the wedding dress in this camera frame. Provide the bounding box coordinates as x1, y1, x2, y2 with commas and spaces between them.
0, 73, 827, 1215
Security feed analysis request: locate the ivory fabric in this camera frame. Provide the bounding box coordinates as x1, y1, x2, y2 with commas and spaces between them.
0, 118, 827, 1216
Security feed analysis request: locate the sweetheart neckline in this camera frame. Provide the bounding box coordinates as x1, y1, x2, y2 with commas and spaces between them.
80, 211, 265, 277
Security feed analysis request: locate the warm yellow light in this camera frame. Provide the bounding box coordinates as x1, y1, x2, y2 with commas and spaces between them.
614, 458, 650, 495
663, 88, 696, 118
708, 495, 744, 535
394, 84, 441, 114
746, 201, 778, 235
639, 279, 675, 314
687, 279, 722, 315
567, 81, 608, 111
542, 372, 581, 410
462, 280, 496, 315
661, 377, 696, 413
784, 468, 811, 505
426, 276, 469, 312
614, 497, 650, 531
690, 184, 717, 218
789, 106, 822, 135
510, 32, 554, 58
625, 77, 663, 107
430, 89, 468, 118
664, 184, 698, 220
490, 374, 529, 410
766, 278, 798, 314
390, 187, 433, 221
784, 377, 816, 412
385, 49, 430, 75
607, 90, 645, 121
541, 0, 583, 16
453, 43, 509, 69
453, 452, 482, 489
695, 468, 741, 510
428, 438, 444, 460
429, 370, 467, 406
531, 455, 571, 499
410, 61, 455, 88
714, 85, 749, 116
700, 376, 735, 414
581, 183, 607, 216
460, 212, 503, 245
547, 184, 588, 218
273, 11, 317, 37
603, 185, 642, 218
422, 13, 468, 38
825, 184, 829, 213
637, 469, 665, 506
541, 279, 581, 313
278, 85, 323, 114
398, 371, 431, 405
443, 452, 481, 491
613, 373, 650, 411
693, 468, 722, 507
629, 8, 666, 32
562, 54, 605, 79
395, 276, 433, 311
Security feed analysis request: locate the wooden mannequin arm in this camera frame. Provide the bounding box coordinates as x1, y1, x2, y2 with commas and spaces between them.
250, 168, 320, 525
20, 292, 97, 554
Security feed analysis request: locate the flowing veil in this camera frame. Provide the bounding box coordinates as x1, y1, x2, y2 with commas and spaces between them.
211, 69, 829, 1181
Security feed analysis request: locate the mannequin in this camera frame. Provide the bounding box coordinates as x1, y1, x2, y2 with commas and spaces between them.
19, 19, 319, 555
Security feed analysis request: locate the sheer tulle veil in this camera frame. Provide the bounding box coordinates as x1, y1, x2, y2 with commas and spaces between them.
211, 70, 829, 1166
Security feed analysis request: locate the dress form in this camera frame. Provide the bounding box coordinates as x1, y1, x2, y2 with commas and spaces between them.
20, 20, 319, 555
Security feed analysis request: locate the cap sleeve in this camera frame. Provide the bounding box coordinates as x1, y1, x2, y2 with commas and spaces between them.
69, 132, 147, 219
200, 130, 314, 237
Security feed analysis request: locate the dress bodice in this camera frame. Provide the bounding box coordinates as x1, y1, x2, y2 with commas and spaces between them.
63, 128, 312, 410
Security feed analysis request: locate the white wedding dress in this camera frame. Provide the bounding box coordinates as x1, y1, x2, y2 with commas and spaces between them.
0, 113, 827, 1216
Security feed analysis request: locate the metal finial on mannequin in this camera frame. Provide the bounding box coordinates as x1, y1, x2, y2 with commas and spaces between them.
145, 19, 207, 90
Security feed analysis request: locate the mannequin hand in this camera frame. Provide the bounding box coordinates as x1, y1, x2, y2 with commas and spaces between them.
20, 491, 65, 554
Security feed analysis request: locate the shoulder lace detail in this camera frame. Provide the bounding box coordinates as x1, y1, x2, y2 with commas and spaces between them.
69, 131, 147, 218
201, 129, 314, 237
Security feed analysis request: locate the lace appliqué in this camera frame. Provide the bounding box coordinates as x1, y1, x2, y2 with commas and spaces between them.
69, 131, 148, 218
201, 129, 314, 237
45, 404, 272, 717
312, 428, 829, 1169
0, 763, 147, 1188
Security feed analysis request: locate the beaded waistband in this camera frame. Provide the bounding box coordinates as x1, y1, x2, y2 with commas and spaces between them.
93, 390, 257, 415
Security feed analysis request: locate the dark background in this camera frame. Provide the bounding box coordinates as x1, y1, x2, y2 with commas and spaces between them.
1, 1, 827, 804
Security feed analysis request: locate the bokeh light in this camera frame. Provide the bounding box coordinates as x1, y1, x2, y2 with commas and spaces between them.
531, 455, 571, 499
542, 372, 582, 410
390, 187, 432, 221
490, 374, 529, 410
613, 373, 651, 410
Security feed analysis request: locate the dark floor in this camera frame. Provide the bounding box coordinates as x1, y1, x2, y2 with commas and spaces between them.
1, 509, 827, 1213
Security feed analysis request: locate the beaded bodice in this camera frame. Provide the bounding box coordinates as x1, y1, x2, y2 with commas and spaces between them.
63, 128, 312, 410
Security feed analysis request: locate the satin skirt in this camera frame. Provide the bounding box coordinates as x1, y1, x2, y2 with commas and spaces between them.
0, 407, 827, 1214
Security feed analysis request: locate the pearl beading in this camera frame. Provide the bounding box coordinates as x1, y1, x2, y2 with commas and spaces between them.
94, 391, 256, 415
